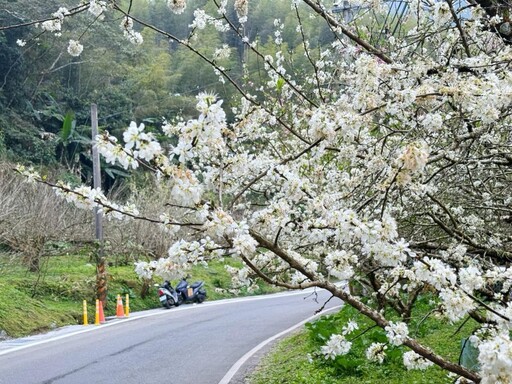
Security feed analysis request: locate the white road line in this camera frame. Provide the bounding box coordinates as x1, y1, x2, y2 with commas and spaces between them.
0, 287, 334, 356
217, 304, 344, 384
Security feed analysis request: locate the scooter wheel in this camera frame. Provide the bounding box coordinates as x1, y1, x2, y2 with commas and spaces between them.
165, 298, 174, 309
196, 294, 205, 303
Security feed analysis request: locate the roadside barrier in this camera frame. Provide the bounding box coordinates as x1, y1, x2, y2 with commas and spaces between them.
83, 300, 88, 325
94, 299, 100, 325
82, 296, 128, 325
95, 299, 106, 325
116, 295, 125, 318
125, 294, 130, 317
98, 300, 106, 323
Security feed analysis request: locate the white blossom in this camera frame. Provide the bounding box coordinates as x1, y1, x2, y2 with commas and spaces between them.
385, 321, 409, 346
320, 334, 352, 359
439, 289, 477, 322
478, 332, 512, 384
366, 343, 387, 364
234, 0, 248, 20
403, 351, 434, 370
89, 0, 107, 17
67, 40, 83, 57
168, 0, 186, 14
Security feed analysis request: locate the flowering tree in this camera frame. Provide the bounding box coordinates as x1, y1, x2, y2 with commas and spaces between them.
6, 0, 512, 382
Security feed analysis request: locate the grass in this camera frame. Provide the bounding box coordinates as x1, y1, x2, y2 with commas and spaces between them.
248, 298, 479, 384
0, 249, 276, 338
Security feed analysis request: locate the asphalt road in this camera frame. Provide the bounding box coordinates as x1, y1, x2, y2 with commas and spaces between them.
0, 288, 342, 384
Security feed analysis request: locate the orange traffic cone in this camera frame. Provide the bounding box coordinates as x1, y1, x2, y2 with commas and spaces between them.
99, 300, 106, 323
116, 294, 125, 318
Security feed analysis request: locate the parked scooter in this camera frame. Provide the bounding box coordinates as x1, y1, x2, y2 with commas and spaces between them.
175, 276, 207, 303
157, 280, 182, 309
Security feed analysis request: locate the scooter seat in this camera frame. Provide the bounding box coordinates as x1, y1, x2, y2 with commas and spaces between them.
190, 281, 203, 288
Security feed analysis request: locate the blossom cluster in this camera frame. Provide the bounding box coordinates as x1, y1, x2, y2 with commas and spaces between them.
403, 351, 434, 371
320, 334, 352, 360
120, 17, 143, 45
385, 322, 409, 346
365, 343, 387, 364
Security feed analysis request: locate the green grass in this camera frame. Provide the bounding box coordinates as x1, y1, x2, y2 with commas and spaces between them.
0, 251, 274, 337
248, 299, 478, 384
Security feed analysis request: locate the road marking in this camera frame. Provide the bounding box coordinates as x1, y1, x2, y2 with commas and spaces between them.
0, 287, 339, 356
217, 304, 344, 384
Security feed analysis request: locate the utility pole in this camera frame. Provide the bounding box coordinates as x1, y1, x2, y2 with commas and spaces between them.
91, 104, 107, 308
332, 1, 357, 23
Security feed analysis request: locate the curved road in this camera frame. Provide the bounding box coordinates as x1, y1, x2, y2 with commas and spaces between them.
0, 288, 342, 384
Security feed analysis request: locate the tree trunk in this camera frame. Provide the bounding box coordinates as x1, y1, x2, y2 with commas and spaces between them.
96, 257, 107, 309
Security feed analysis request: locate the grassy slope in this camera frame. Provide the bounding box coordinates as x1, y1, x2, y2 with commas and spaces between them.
0, 251, 275, 338
248, 300, 478, 384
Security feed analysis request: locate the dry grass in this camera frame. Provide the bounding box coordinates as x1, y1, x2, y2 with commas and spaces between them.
0, 163, 185, 270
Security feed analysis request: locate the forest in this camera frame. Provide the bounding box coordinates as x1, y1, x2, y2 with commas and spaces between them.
0, 0, 332, 187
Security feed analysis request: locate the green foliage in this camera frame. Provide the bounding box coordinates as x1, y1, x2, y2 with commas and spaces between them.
0, 0, 339, 169
0, 113, 58, 165
60, 110, 75, 142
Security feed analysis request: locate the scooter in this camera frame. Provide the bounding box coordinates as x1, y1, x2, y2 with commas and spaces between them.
157, 280, 182, 309
175, 277, 207, 303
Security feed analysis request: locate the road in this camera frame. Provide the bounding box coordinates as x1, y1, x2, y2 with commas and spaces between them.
0, 288, 343, 384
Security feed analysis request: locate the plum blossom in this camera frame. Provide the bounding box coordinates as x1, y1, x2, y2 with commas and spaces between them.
366, 343, 387, 364
320, 334, 352, 359
41, 7, 69, 32
134, 260, 156, 280
432, 1, 451, 27
385, 321, 409, 346
232, 232, 258, 257
234, 0, 249, 20
168, 0, 186, 14
421, 113, 443, 131
170, 167, 203, 205
478, 332, 512, 384
342, 320, 359, 335
41, 19, 62, 32
122, 121, 162, 161
89, 0, 107, 17
396, 142, 429, 186
225, 265, 253, 288
324, 250, 357, 280
15, 165, 40, 183
204, 209, 237, 239
413, 257, 457, 290
459, 266, 485, 292
401, 144, 425, 171
403, 351, 434, 370
190, 9, 209, 29
120, 17, 143, 45
439, 289, 477, 322
67, 40, 83, 57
